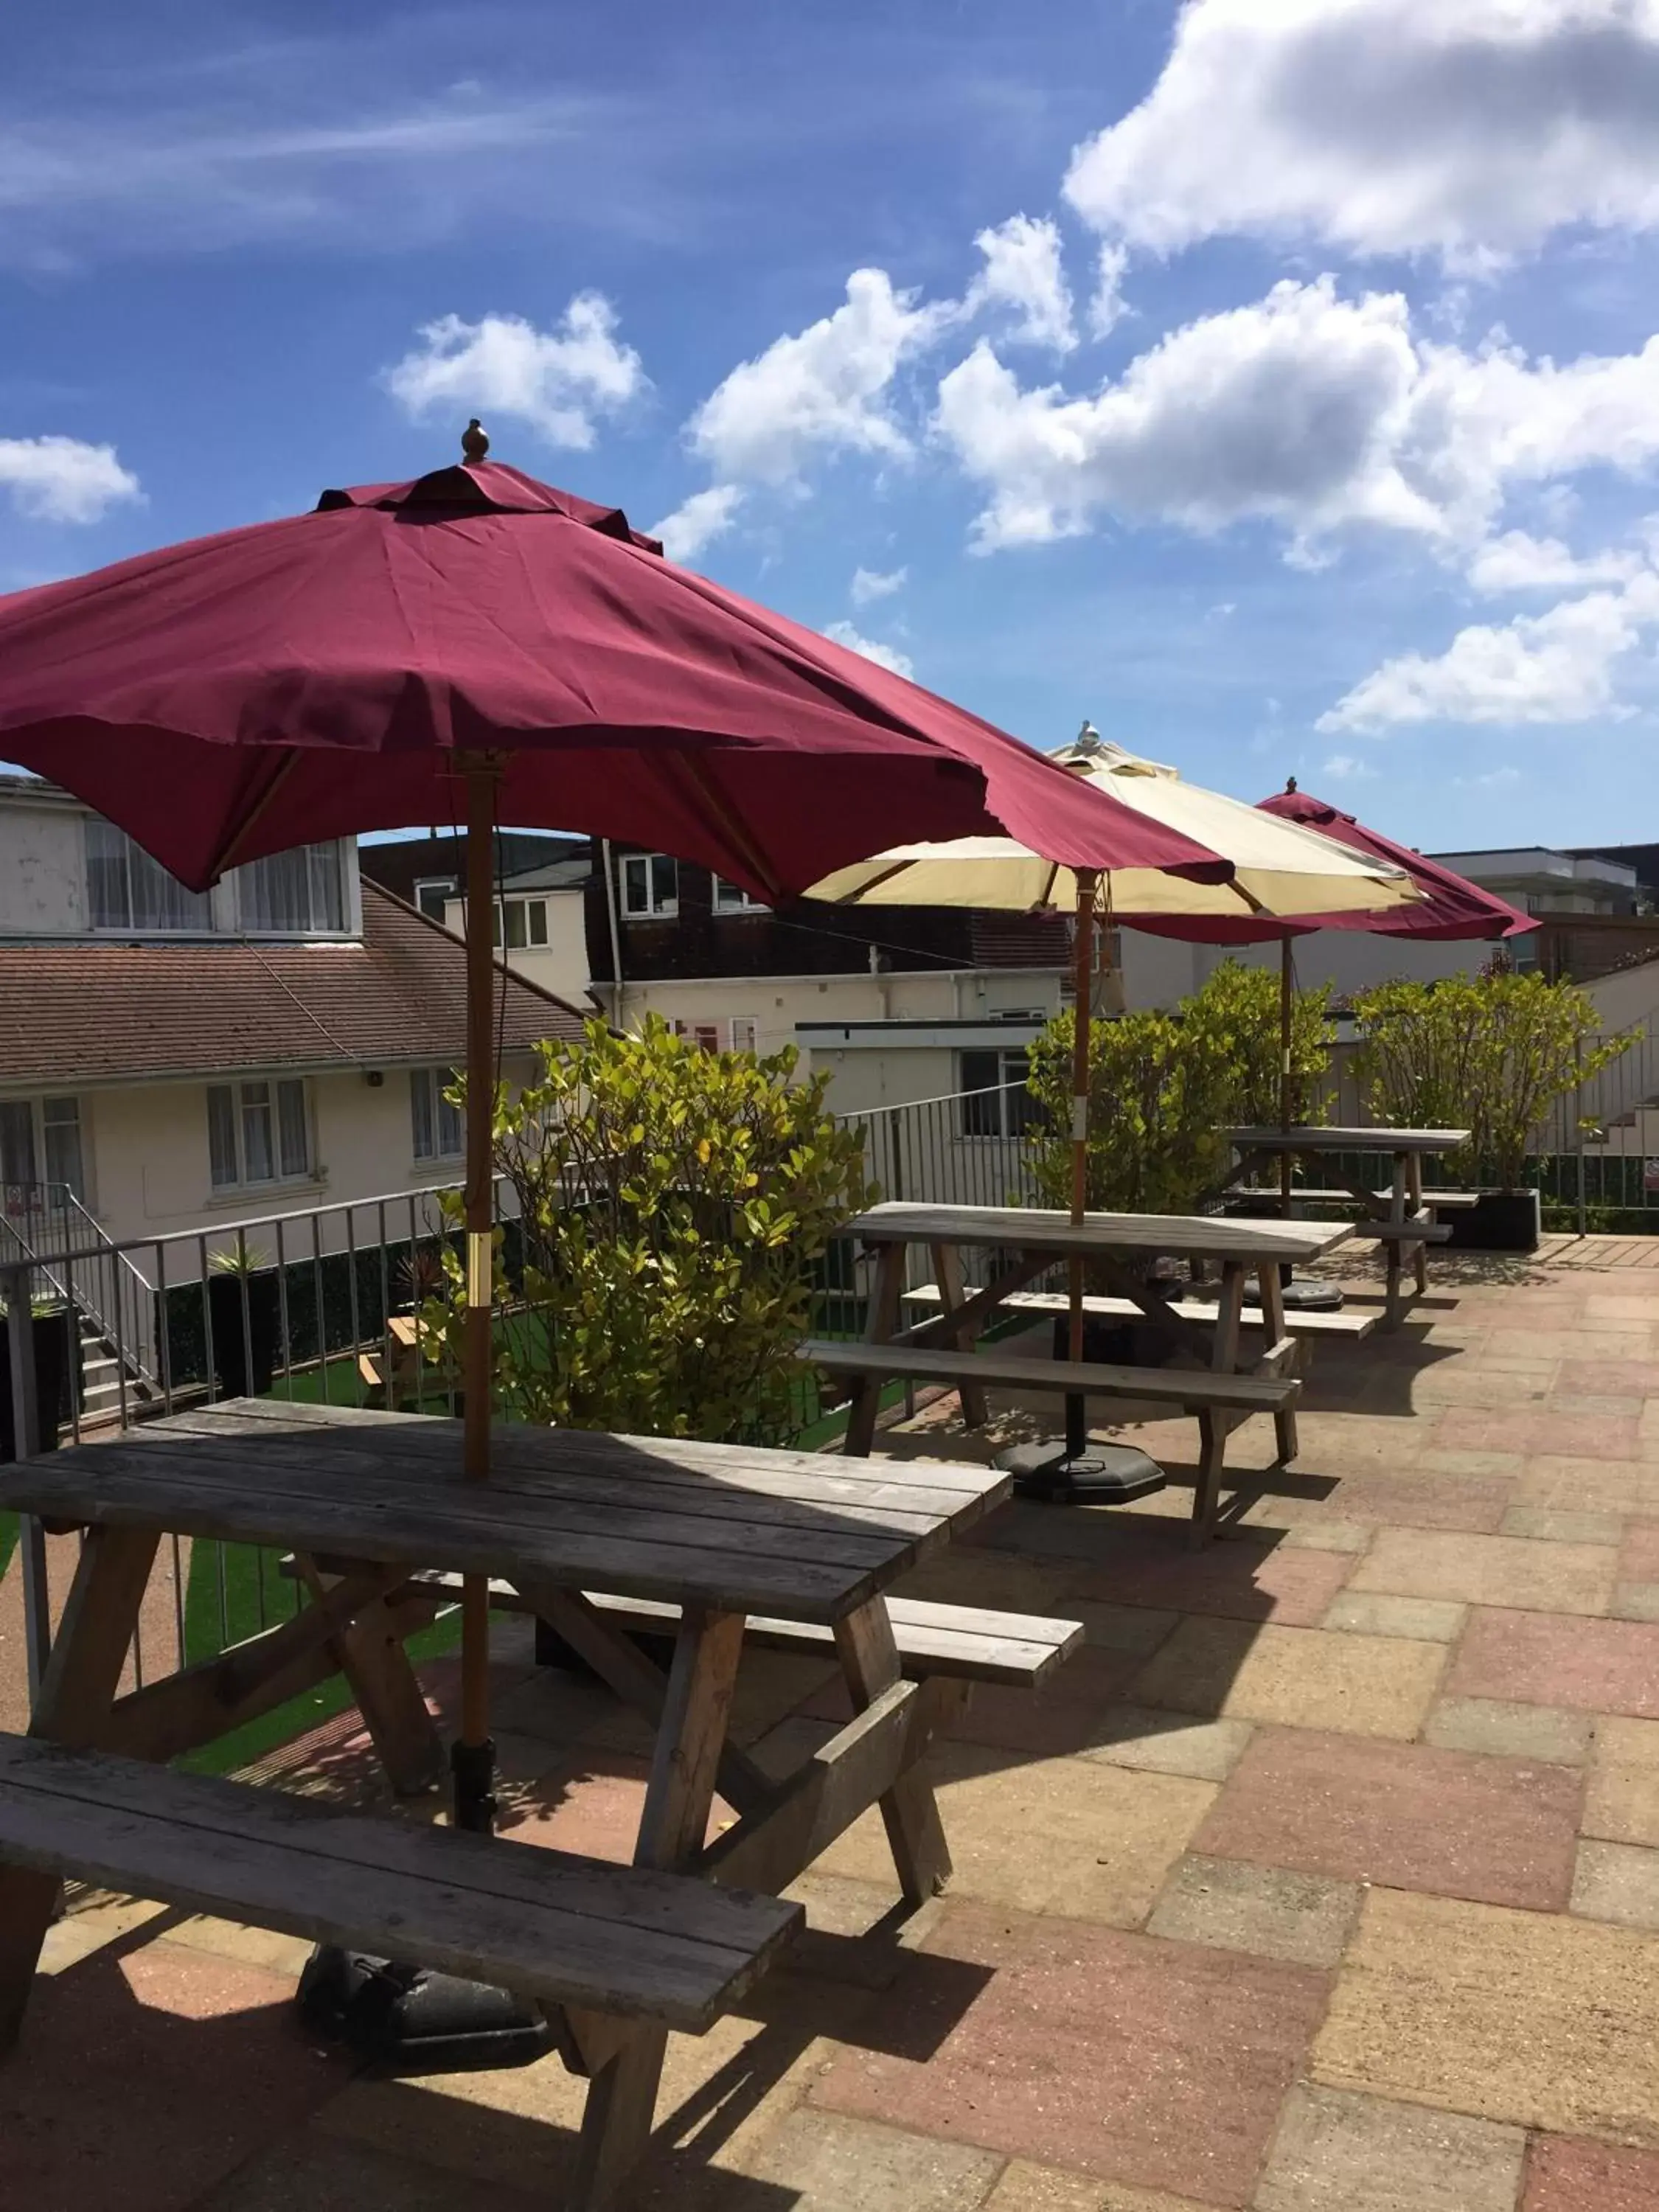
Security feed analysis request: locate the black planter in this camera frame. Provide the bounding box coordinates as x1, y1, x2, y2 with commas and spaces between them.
1444, 1189, 1541, 1254
207, 1271, 282, 1399
0, 1306, 74, 1460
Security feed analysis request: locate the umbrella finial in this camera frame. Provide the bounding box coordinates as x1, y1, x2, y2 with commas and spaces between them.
1285, 775, 1298, 793
1074, 719, 1103, 754
462, 418, 490, 464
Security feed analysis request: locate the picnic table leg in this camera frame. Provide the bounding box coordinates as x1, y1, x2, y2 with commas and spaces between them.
1256, 1262, 1299, 1465
296, 1555, 445, 1798
844, 1242, 905, 1456
0, 1525, 159, 2051
834, 1597, 950, 1904
1191, 1264, 1245, 1548
1407, 1153, 1429, 1298
931, 1242, 990, 1428
570, 1606, 747, 2212
1384, 1152, 1408, 1328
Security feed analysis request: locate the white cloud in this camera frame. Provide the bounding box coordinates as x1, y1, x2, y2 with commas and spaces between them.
964, 215, 1077, 352
824, 619, 914, 678
1321, 754, 1378, 782
934, 274, 1659, 557
850, 564, 906, 606
649, 484, 744, 563
1320, 572, 1659, 731
687, 269, 952, 485
384, 293, 645, 449
1064, 0, 1659, 268
1089, 241, 1130, 338
0, 436, 142, 523
1467, 529, 1650, 594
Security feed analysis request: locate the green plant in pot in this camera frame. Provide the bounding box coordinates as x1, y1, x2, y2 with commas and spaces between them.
206, 1242, 281, 1399
1351, 973, 1634, 1252
419, 1015, 874, 1445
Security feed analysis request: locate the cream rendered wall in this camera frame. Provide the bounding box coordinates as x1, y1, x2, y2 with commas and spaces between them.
1116, 925, 1483, 1010
442, 886, 592, 1012
53, 1053, 540, 1267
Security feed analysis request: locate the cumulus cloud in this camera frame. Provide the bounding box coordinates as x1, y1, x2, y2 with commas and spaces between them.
824, 619, 914, 678
964, 215, 1077, 351
850, 564, 906, 606
687, 269, 951, 486
1088, 241, 1131, 338
0, 436, 142, 523
649, 484, 744, 563
1321, 754, 1378, 782
384, 293, 644, 448
1320, 571, 1659, 731
1467, 529, 1651, 594
934, 275, 1659, 556
1064, 0, 1659, 268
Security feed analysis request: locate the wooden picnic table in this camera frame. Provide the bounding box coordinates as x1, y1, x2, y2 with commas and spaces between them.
828, 1200, 1352, 1537
1223, 1125, 1472, 1326
0, 1397, 1014, 2180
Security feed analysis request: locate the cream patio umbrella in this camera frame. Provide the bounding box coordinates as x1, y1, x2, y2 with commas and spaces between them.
808, 725, 1421, 1499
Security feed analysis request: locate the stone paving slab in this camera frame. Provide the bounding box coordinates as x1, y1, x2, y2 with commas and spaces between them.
1129, 1619, 1446, 1741
1523, 2135, 1659, 2209
1253, 2085, 1526, 2212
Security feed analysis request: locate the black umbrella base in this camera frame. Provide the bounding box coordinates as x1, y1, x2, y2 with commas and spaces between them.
1280, 1279, 1343, 1312
297, 1944, 555, 2072
999, 1439, 1167, 1504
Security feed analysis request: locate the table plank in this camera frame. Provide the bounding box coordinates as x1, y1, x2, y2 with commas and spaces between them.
1227, 1125, 1470, 1153
847, 1202, 1349, 1263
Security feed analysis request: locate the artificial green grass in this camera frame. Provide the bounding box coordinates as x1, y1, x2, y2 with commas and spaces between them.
0, 1510, 16, 1581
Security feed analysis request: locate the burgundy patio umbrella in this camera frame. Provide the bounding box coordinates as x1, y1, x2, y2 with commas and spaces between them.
0, 427, 1231, 1835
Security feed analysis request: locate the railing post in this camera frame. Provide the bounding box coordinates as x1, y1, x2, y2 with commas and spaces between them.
3, 1260, 52, 1707
1576, 1034, 1587, 1240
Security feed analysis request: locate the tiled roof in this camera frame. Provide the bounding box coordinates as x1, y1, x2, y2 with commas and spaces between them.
967, 911, 1072, 970
0, 883, 591, 1089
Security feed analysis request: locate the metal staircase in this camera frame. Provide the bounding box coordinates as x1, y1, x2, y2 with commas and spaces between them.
0, 1183, 160, 1430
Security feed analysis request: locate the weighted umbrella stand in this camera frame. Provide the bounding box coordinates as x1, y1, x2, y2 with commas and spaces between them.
999, 871, 1166, 1504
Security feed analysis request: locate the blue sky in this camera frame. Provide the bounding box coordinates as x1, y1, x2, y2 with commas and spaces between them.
7, 0, 1659, 849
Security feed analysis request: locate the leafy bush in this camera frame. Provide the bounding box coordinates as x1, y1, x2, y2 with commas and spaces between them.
423, 1015, 873, 1444
1026, 960, 1331, 1219
1352, 972, 1634, 1189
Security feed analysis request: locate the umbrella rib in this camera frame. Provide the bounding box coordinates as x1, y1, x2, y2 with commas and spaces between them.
668, 753, 787, 902
203, 749, 302, 881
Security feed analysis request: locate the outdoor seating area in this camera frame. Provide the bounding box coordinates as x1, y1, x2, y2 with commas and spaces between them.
4, 1233, 1659, 2210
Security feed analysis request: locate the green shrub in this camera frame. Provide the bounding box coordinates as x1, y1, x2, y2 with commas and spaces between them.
422, 1015, 873, 1444
1352, 972, 1634, 1189
1026, 959, 1331, 1219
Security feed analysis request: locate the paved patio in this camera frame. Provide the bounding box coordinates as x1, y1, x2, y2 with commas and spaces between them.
8, 1238, 1659, 2210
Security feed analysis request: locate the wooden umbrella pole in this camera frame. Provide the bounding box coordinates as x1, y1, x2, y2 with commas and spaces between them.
1068, 873, 1098, 1349
1279, 937, 1294, 1217
455, 753, 501, 1831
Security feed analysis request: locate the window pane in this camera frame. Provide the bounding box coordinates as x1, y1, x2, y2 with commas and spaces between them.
437, 1074, 463, 1157
276, 1081, 310, 1178
128, 842, 209, 931
41, 1098, 83, 1203
206, 1087, 238, 1188
728, 1018, 757, 1053
241, 1082, 274, 1183
414, 880, 451, 920
240, 850, 309, 932
307, 844, 344, 931
86, 819, 130, 929
504, 900, 528, 950
410, 1069, 435, 1161
1001, 1051, 1035, 1136
0, 1100, 36, 1188
650, 855, 678, 911
527, 900, 549, 946
959, 1051, 1001, 1138
621, 856, 646, 911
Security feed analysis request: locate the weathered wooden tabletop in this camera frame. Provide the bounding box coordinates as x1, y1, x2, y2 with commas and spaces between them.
846, 1200, 1350, 1265
0, 1397, 1010, 1625
1227, 1125, 1471, 1155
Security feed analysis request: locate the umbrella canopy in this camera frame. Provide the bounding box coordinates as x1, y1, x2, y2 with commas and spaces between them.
0, 442, 1239, 1821
0, 459, 1228, 902
809, 737, 1421, 921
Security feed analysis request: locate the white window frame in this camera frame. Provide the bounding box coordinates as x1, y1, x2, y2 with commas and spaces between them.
674, 1017, 759, 1054
413, 876, 456, 921
712, 876, 770, 915
0, 1093, 91, 1210
490, 895, 550, 950
958, 1048, 1034, 1140
410, 1067, 465, 1163
206, 1077, 315, 1192
85, 819, 213, 937
234, 843, 350, 937
619, 852, 678, 919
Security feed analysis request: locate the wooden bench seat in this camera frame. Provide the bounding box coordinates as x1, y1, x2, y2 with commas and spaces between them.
1229, 1186, 1479, 1211
282, 1563, 1085, 1691
902, 1284, 1376, 1343
0, 1731, 799, 2207
1366, 1220, 1452, 1244
803, 1338, 1300, 1416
